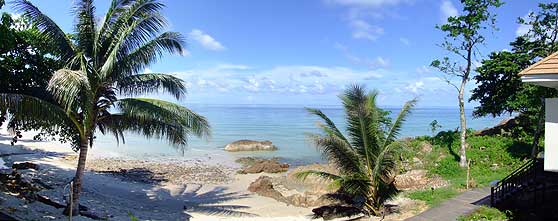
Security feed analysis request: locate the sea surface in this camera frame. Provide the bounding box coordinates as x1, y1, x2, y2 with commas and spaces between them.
92, 104, 509, 165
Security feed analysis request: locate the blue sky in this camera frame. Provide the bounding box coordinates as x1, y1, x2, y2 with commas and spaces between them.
2, 0, 552, 107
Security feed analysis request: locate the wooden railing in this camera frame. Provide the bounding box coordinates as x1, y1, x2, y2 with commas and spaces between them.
491, 159, 543, 206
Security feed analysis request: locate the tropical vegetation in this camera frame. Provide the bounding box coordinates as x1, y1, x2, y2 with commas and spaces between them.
431, 0, 503, 168
471, 3, 558, 156
297, 85, 417, 217
0, 0, 210, 215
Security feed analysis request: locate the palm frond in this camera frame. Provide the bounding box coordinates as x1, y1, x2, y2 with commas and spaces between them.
12, 0, 74, 59
99, 1, 174, 79
111, 32, 185, 78
0, 93, 80, 134
95, 0, 132, 56
308, 133, 363, 175
47, 69, 91, 110
73, 0, 96, 58
116, 73, 187, 99
105, 98, 210, 147
294, 170, 341, 182
383, 98, 417, 145
306, 107, 349, 143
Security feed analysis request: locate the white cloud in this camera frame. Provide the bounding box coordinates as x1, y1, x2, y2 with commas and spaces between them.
399, 37, 410, 46
188, 29, 226, 51
215, 64, 251, 70
440, 0, 458, 22
335, 43, 389, 69
400, 77, 450, 95
350, 19, 384, 41
405, 81, 424, 94
172, 65, 386, 95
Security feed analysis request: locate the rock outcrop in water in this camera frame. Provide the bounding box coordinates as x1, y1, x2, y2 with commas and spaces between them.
224, 140, 277, 152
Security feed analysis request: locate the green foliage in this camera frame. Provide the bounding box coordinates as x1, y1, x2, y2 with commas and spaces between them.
405, 131, 529, 209
426, 132, 530, 188
297, 85, 417, 217
2, 0, 210, 150
458, 206, 511, 221
429, 120, 442, 136
406, 187, 459, 207
1, 0, 211, 213
470, 3, 558, 135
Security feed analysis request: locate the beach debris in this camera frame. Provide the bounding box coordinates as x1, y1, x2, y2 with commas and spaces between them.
239, 158, 288, 174
311, 205, 362, 220
12, 162, 40, 170
394, 169, 448, 191
224, 140, 277, 152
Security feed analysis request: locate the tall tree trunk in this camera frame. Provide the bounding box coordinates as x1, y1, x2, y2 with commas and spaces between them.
458, 80, 468, 168
63, 137, 89, 215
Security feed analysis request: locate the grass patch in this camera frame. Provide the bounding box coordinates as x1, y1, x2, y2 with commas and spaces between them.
406, 187, 459, 207
401, 130, 533, 209
458, 206, 511, 221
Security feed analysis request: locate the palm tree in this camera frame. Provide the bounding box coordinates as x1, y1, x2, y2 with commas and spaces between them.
297, 85, 416, 217
0, 0, 210, 215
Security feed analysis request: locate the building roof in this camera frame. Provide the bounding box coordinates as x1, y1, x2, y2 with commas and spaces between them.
519, 51, 558, 76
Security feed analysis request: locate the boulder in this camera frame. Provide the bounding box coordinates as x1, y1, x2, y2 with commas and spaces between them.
240, 158, 289, 174
420, 141, 433, 153
224, 140, 277, 152
395, 169, 448, 190
248, 176, 287, 202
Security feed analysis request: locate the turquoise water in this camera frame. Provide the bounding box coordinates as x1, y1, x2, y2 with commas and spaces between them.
92, 104, 508, 165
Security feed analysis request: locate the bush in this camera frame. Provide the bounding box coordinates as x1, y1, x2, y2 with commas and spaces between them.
458, 206, 511, 221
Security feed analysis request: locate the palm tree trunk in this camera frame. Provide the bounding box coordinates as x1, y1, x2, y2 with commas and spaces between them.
458, 81, 468, 168
63, 137, 89, 215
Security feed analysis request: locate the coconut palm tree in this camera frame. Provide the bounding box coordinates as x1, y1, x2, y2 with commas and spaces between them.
297, 85, 416, 217
0, 0, 210, 215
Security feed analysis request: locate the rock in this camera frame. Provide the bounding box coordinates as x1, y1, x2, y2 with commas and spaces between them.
12, 162, 39, 170
475, 114, 529, 136
395, 170, 448, 191
224, 140, 277, 152
286, 193, 338, 208
240, 159, 288, 174
248, 176, 287, 202
420, 141, 433, 153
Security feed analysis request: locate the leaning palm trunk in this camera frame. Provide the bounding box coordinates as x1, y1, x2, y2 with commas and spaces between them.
64, 137, 89, 215
296, 85, 416, 218
6, 0, 211, 215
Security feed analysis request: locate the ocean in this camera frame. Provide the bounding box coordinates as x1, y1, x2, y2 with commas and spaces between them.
91, 104, 509, 165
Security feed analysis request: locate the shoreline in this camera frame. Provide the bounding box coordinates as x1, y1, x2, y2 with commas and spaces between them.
0, 129, 426, 220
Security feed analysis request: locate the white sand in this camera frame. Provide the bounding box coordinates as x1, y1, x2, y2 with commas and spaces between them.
0, 128, 319, 220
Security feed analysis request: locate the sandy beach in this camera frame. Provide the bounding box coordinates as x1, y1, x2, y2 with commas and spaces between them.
0, 129, 424, 221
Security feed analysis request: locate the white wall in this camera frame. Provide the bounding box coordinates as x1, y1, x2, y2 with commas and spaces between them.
545, 98, 558, 172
